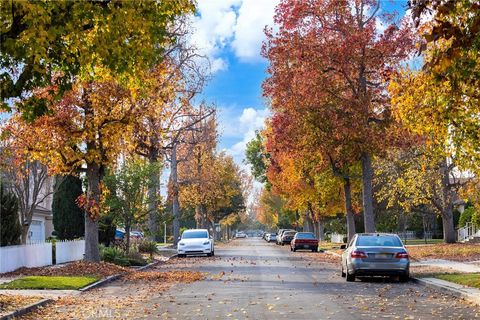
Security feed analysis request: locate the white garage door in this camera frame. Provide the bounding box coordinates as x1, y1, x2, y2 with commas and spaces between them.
28, 220, 44, 242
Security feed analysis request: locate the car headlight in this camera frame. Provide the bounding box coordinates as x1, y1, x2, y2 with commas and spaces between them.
203, 241, 210, 245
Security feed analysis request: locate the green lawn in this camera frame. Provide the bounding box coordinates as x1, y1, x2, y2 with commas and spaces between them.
436, 273, 480, 289
319, 242, 344, 250
0, 276, 99, 290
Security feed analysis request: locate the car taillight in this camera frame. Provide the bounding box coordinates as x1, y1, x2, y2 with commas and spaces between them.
395, 251, 409, 259
351, 251, 367, 259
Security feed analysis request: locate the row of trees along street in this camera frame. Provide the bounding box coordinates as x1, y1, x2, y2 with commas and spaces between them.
0, 1, 248, 260
246, 0, 479, 243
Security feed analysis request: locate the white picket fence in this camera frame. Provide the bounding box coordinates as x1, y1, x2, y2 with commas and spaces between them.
0, 239, 85, 273
0, 242, 52, 273
331, 233, 347, 243
56, 240, 85, 264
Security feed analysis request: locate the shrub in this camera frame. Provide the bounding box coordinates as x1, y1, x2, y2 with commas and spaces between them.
472, 209, 480, 229
0, 184, 22, 246
137, 240, 159, 258
459, 207, 475, 228
52, 175, 84, 240
100, 246, 130, 266
126, 252, 148, 266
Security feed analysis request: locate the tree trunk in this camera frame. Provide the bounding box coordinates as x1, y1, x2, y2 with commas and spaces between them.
440, 159, 456, 243
318, 219, 325, 241
343, 177, 356, 241
125, 223, 131, 254
171, 144, 180, 245
147, 149, 160, 241
303, 212, 313, 233
195, 205, 202, 228
313, 220, 319, 239
84, 163, 101, 262
201, 205, 208, 229
361, 152, 375, 233
21, 227, 29, 244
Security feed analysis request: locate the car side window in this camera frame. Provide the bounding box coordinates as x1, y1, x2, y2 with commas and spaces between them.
348, 237, 355, 248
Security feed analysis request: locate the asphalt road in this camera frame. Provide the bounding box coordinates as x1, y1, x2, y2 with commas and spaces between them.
152, 238, 479, 320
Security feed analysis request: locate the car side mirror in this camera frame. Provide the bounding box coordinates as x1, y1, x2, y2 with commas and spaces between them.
178, 237, 181, 241
340, 244, 346, 249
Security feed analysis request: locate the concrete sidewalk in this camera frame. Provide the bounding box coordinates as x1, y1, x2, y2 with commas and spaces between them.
0, 289, 80, 298
412, 259, 480, 273
414, 277, 480, 306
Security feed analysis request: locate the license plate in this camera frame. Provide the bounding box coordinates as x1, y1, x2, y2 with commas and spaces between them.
376, 253, 391, 259
303, 245, 309, 248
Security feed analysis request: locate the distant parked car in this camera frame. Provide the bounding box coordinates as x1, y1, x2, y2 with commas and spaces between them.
291, 232, 318, 252
235, 231, 247, 238
266, 233, 277, 242
130, 231, 144, 239
115, 229, 125, 240
341, 233, 410, 282
280, 231, 297, 245
177, 229, 214, 257
276, 229, 295, 245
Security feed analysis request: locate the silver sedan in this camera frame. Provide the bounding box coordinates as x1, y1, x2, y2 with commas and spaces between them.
341, 233, 410, 282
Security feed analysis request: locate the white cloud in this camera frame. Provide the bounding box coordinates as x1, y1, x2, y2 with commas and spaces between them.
224, 107, 269, 163
232, 0, 279, 61
189, 0, 279, 72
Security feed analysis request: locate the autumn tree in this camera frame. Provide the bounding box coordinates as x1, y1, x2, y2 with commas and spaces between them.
178, 117, 246, 234
0, 0, 195, 118
132, 19, 208, 241
0, 143, 55, 244
177, 115, 218, 229
5, 77, 140, 261
388, 2, 480, 242
104, 158, 159, 254
263, 0, 414, 233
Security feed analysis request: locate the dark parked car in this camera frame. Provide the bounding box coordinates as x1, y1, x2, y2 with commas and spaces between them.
341, 233, 410, 282
280, 231, 297, 245
291, 232, 318, 252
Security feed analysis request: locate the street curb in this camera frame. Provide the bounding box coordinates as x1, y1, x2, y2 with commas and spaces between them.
324, 250, 341, 257
0, 298, 53, 320
79, 273, 123, 292
412, 277, 480, 306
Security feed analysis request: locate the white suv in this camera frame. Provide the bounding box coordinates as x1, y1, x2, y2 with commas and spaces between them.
177, 229, 215, 257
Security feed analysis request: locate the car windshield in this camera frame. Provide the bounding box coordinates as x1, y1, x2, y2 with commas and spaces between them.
182, 231, 208, 239
296, 233, 315, 239
356, 235, 402, 247
284, 231, 296, 236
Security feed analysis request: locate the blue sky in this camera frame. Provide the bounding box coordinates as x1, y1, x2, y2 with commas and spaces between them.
192, 0, 408, 169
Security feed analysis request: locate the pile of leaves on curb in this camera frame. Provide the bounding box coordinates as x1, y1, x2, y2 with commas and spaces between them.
122, 270, 205, 283
0, 261, 130, 279
407, 243, 480, 261
0, 294, 42, 315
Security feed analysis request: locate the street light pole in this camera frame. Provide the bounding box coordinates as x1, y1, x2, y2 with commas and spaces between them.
164, 221, 167, 244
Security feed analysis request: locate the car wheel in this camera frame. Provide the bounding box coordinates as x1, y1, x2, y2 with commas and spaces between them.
290, 247, 293, 251
346, 268, 355, 282
341, 265, 346, 278
281, 242, 284, 246
293, 247, 296, 252
399, 272, 409, 283
178, 254, 186, 258
211, 250, 215, 257
311, 248, 317, 252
